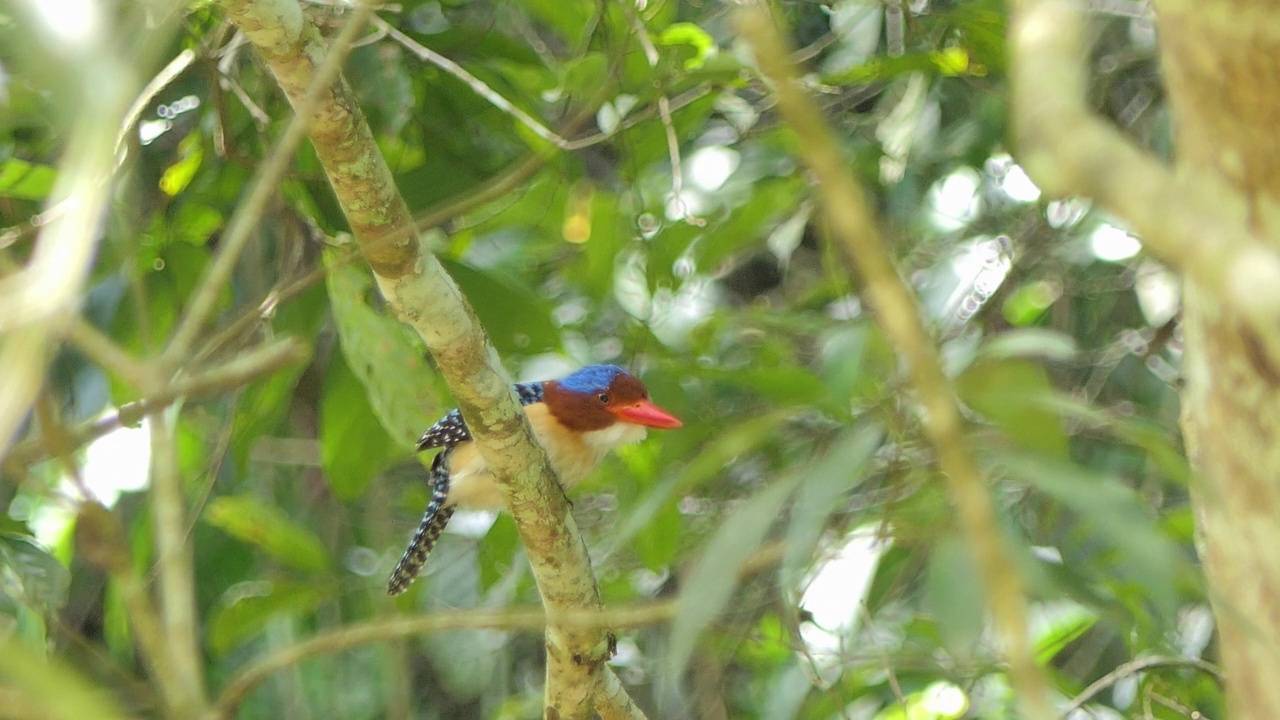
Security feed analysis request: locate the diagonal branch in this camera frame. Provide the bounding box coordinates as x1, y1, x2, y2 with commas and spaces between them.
736, 5, 1054, 720
215, 2, 636, 717
1008, 0, 1280, 352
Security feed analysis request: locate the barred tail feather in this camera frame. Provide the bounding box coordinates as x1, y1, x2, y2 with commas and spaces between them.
386, 504, 455, 595
386, 459, 453, 596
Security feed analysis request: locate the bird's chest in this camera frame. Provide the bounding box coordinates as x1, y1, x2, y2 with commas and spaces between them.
444, 404, 645, 509
547, 421, 647, 484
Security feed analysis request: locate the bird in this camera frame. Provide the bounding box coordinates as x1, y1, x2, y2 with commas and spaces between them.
386, 364, 682, 595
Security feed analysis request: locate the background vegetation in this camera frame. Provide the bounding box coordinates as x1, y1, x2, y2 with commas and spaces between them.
0, 0, 1240, 718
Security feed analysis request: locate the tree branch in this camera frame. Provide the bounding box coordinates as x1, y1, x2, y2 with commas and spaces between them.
0, 8, 152, 462
1008, 0, 1280, 352
215, 2, 633, 716
74, 502, 193, 718
736, 6, 1055, 720
4, 337, 310, 472
161, 0, 378, 365
212, 601, 677, 717
147, 406, 207, 717
1060, 655, 1222, 717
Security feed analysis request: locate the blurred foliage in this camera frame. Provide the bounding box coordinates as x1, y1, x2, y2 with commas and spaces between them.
0, 0, 1221, 719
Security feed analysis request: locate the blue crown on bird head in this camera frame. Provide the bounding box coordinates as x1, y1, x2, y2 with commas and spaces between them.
557, 364, 628, 394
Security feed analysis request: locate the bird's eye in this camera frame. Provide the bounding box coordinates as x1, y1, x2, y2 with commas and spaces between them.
597, 393, 610, 404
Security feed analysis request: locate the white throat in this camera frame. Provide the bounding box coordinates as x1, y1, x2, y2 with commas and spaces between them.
582, 422, 648, 456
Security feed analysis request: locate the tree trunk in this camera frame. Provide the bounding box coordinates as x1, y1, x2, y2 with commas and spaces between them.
1161, 2, 1280, 717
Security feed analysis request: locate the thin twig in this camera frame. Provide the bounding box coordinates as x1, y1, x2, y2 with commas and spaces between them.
1060, 655, 1223, 717
859, 603, 906, 709
65, 317, 151, 388
115, 48, 197, 164
162, 2, 378, 366
623, 5, 699, 226
4, 338, 310, 472
736, 6, 1055, 720
213, 507, 797, 718
75, 502, 195, 717
31, 392, 88, 498
1148, 691, 1210, 720
374, 16, 569, 149
148, 405, 207, 716
213, 601, 677, 717
0, 0, 186, 465
379, 13, 713, 154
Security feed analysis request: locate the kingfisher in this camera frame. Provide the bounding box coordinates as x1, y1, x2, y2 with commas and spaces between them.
386, 364, 682, 595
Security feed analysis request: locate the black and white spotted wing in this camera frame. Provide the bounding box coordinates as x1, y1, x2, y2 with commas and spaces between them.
389, 381, 546, 595
415, 382, 546, 451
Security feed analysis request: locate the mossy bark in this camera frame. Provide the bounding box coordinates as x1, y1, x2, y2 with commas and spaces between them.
1161, 1, 1280, 717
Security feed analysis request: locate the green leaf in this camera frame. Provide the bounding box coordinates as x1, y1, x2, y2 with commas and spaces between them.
1001, 282, 1060, 327
158, 135, 203, 196
441, 259, 560, 355
699, 364, 829, 407
956, 358, 1068, 457
782, 425, 882, 593
606, 410, 793, 556
205, 496, 332, 574
979, 328, 1077, 363
993, 451, 1187, 622
634, 500, 683, 571
560, 52, 610, 99
208, 581, 326, 655
325, 250, 437, 446
321, 349, 401, 500
819, 325, 868, 403
666, 469, 805, 682
518, 0, 596, 45
478, 515, 520, 590
822, 50, 970, 86
0, 158, 56, 199
1032, 601, 1098, 665
0, 640, 131, 720
925, 535, 986, 660
658, 22, 717, 70
0, 533, 69, 619
169, 202, 224, 246
1032, 392, 1190, 485
692, 177, 806, 273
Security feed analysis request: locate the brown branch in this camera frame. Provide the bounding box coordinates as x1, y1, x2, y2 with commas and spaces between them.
735, 6, 1055, 720
65, 318, 151, 388
374, 17, 570, 149
146, 405, 207, 716
1061, 655, 1223, 717
213, 601, 677, 717
4, 338, 310, 473
0, 2, 175, 462
215, 2, 636, 716
74, 503, 192, 718
595, 668, 651, 720
162, 1, 379, 365
1008, 0, 1280, 355
214, 537, 794, 718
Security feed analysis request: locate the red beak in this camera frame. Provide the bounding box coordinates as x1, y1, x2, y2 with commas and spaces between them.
612, 399, 683, 429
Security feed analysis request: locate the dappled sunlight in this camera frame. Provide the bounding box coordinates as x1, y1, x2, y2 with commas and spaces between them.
798, 525, 890, 678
